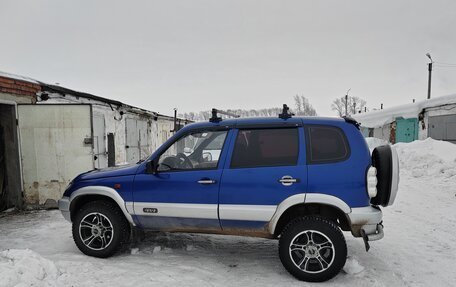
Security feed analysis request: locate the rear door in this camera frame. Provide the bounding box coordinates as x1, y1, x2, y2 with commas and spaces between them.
218, 126, 307, 232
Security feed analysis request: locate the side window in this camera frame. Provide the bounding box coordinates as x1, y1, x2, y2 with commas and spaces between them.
230, 128, 299, 168
158, 130, 228, 171
307, 126, 350, 164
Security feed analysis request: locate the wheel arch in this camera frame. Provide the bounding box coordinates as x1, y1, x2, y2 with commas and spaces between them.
270, 193, 351, 237
69, 186, 135, 226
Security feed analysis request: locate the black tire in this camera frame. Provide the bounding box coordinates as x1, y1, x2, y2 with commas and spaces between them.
279, 216, 347, 282
72, 200, 131, 258
371, 145, 392, 206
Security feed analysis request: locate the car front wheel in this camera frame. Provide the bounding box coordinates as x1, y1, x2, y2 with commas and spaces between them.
72, 200, 130, 258
278, 216, 347, 282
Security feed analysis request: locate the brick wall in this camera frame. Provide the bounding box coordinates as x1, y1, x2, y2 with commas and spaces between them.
0, 76, 40, 99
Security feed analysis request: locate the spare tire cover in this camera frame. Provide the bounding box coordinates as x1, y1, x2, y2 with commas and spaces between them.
371, 145, 392, 207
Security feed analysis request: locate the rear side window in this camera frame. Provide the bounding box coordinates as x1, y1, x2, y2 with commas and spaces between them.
231, 128, 299, 168
307, 126, 350, 164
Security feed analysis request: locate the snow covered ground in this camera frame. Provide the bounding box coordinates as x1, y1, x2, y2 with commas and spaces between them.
1, 138, 456, 287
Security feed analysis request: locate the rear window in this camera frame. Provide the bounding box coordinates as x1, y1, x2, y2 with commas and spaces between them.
307, 126, 350, 163
230, 128, 299, 168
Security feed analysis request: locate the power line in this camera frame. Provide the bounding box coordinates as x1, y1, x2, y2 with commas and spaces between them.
434, 64, 456, 68
434, 61, 456, 66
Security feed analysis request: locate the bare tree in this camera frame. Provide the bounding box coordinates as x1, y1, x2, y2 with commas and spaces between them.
331, 96, 367, 117
179, 96, 318, 121
293, 95, 317, 116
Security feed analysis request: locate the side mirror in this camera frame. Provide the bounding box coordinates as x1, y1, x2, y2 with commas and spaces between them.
146, 160, 158, 174
202, 152, 212, 162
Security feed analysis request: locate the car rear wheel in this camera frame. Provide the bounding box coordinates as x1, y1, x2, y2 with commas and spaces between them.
72, 200, 130, 258
279, 216, 347, 282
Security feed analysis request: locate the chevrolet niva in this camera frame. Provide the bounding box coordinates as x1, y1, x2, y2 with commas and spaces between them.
59, 106, 399, 282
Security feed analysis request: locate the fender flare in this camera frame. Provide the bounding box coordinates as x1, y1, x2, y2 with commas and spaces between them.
268, 193, 351, 234
69, 186, 136, 226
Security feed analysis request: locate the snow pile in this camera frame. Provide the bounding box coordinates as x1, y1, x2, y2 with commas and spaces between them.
394, 138, 456, 179
343, 257, 364, 275
365, 137, 388, 151
0, 249, 61, 287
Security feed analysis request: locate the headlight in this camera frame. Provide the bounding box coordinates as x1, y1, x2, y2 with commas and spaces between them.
367, 166, 378, 198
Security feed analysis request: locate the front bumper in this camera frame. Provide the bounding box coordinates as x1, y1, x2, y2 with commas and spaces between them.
348, 205, 383, 241
58, 196, 71, 222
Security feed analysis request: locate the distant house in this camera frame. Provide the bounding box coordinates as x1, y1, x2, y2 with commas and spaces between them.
0, 71, 189, 210
353, 94, 456, 144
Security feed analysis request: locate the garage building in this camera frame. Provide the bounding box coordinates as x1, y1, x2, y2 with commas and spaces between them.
353, 94, 456, 144
0, 71, 189, 210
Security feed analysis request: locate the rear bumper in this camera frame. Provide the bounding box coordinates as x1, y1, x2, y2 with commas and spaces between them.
58, 196, 71, 222
348, 206, 383, 240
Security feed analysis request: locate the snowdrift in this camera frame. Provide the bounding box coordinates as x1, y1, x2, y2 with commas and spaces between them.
395, 138, 456, 179
0, 249, 61, 287
365, 137, 456, 179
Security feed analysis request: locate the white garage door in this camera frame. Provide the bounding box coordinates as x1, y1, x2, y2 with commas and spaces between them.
18, 104, 94, 205
126, 118, 150, 163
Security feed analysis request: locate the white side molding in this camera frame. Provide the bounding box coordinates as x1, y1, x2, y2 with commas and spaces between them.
219, 204, 277, 221
69, 186, 136, 226
133, 202, 218, 219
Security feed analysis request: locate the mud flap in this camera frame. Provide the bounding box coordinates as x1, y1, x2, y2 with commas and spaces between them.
360, 229, 370, 252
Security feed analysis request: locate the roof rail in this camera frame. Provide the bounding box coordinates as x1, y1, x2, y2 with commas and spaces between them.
209, 108, 240, 123
278, 104, 294, 119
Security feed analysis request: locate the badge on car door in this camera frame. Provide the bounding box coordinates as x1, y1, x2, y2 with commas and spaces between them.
143, 208, 158, 214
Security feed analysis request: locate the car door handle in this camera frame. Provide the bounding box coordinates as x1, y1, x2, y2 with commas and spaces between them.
278, 175, 299, 186
197, 179, 216, 185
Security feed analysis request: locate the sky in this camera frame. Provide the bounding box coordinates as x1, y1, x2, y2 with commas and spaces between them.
1, 0, 456, 117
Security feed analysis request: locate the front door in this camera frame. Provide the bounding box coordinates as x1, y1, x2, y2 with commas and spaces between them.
219, 127, 307, 232
133, 129, 230, 230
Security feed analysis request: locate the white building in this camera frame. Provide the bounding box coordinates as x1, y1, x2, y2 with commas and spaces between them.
0, 71, 189, 209
353, 94, 456, 144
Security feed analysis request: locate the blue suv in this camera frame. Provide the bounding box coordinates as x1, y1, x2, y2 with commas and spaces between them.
59, 107, 399, 282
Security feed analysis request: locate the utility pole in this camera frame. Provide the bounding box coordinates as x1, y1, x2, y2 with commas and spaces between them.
426, 53, 433, 99
345, 88, 351, 116
171, 108, 177, 132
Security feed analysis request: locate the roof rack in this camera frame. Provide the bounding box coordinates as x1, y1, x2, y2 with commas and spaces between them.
209, 108, 240, 123
278, 104, 294, 119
